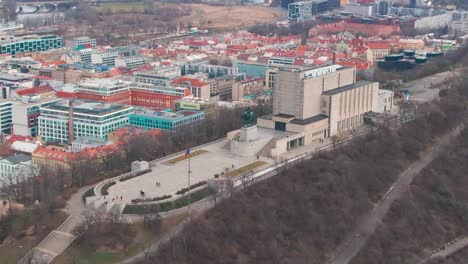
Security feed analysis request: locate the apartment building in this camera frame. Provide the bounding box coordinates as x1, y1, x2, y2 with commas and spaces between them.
115, 56, 146, 69
66, 37, 97, 50
170, 77, 210, 99
91, 51, 119, 67
134, 65, 181, 87
75, 79, 131, 104
0, 154, 32, 186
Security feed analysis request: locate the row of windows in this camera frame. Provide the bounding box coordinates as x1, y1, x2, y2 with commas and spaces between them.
337, 114, 363, 131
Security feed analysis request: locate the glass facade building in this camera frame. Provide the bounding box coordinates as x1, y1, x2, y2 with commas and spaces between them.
0, 36, 62, 57
129, 110, 205, 131
38, 100, 134, 144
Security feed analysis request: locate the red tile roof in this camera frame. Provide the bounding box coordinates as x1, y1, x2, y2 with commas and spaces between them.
33, 146, 74, 162
15, 85, 54, 96
366, 41, 390, 50
42, 60, 66, 67
171, 77, 209, 87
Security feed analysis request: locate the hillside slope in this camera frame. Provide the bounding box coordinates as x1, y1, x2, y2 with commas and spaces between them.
141, 74, 468, 264
351, 127, 468, 264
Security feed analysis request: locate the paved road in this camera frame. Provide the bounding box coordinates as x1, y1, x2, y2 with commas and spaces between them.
420, 236, 468, 263
329, 125, 463, 264
404, 71, 457, 103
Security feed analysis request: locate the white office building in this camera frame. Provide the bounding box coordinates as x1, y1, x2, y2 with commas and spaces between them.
38, 100, 134, 144
66, 37, 97, 50
115, 56, 146, 69
91, 51, 119, 67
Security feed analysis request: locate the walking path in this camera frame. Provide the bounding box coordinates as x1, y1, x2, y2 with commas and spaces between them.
418, 236, 468, 263
328, 125, 464, 264
18, 186, 89, 264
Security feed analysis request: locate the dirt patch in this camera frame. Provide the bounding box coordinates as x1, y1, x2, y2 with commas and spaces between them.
180, 4, 284, 30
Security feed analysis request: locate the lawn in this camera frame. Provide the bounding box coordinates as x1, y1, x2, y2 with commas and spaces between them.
224, 161, 268, 178
163, 149, 208, 165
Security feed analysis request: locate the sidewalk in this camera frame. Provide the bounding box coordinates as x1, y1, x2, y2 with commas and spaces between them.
18, 186, 89, 264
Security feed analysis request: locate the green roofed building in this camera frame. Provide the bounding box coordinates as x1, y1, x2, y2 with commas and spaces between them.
129, 109, 205, 131
0, 35, 62, 57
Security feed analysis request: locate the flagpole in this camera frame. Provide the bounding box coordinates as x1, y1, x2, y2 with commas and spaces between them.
188, 150, 191, 217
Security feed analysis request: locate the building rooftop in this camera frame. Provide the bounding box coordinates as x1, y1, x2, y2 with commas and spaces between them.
15, 85, 54, 96
290, 114, 328, 125
1, 153, 31, 165
274, 113, 295, 119
11, 141, 40, 154
133, 109, 201, 121
12, 96, 60, 106
77, 78, 129, 88
43, 100, 132, 116
0, 74, 32, 82
33, 146, 73, 162
322, 80, 373, 96
170, 77, 209, 87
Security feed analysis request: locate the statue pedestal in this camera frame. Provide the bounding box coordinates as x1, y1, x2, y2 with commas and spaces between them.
230, 125, 263, 157
239, 124, 258, 142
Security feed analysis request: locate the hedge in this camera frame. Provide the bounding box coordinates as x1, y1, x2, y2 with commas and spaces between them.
82, 186, 96, 203
101, 181, 116, 196
176, 181, 207, 195
123, 187, 216, 214
131, 194, 172, 203
119, 168, 152, 182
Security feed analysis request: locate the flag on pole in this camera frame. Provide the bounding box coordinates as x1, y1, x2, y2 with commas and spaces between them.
185, 148, 191, 158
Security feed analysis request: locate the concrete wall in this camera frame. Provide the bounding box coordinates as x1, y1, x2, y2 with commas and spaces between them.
273, 67, 355, 120
257, 118, 275, 129
12, 105, 30, 136
287, 118, 329, 145
273, 70, 301, 117
327, 81, 379, 136
230, 137, 272, 157
377, 89, 394, 113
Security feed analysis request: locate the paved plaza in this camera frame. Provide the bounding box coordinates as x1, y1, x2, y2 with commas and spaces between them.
106, 139, 274, 204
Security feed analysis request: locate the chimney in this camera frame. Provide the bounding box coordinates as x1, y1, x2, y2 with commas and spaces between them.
68, 100, 74, 145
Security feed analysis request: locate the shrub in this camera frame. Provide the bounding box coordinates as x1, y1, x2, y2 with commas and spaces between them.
101, 181, 116, 196
82, 186, 96, 203
176, 181, 207, 195
123, 187, 216, 214
131, 194, 172, 203
119, 168, 152, 182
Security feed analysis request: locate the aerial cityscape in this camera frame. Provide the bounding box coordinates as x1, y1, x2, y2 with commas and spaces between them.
0, 0, 467, 263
